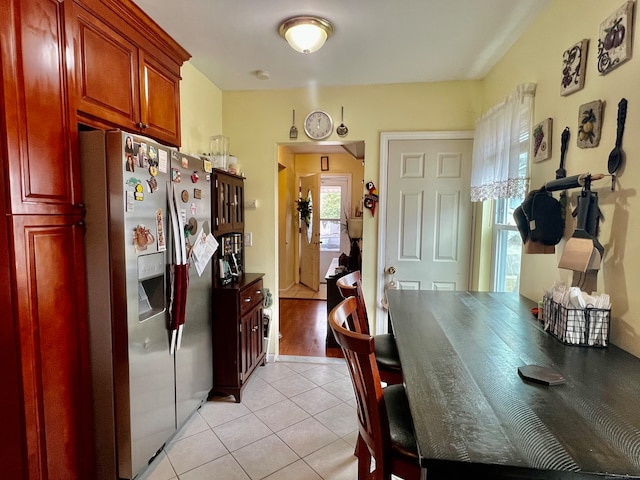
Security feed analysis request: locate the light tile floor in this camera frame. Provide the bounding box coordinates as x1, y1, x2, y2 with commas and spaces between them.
138, 359, 359, 480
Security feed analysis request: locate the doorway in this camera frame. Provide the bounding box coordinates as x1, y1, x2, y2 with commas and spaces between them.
277, 143, 365, 358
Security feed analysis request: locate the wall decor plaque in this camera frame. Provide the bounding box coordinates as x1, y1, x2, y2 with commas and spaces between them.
597, 1, 635, 75
533, 118, 553, 163
561, 39, 589, 96
577, 100, 603, 148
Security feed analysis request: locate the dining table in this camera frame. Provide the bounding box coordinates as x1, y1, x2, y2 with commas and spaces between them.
386, 290, 640, 479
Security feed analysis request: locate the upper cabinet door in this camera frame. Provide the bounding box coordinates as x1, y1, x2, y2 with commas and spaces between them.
0, 0, 81, 215
140, 51, 182, 146
75, 5, 141, 131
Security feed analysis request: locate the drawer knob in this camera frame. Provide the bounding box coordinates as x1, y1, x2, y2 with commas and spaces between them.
244, 298, 252, 303
256, 290, 261, 295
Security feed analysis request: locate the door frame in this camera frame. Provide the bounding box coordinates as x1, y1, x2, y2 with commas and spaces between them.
376, 131, 475, 334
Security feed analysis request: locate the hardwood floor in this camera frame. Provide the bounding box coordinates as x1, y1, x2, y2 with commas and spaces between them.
279, 298, 343, 358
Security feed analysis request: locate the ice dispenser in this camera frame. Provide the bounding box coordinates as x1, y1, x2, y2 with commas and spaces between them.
137, 252, 166, 321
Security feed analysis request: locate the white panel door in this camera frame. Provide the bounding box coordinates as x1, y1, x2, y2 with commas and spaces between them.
385, 138, 473, 290
300, 174, 320, 291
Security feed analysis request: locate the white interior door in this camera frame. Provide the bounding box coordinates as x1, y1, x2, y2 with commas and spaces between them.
300, 174, 320, 291
384, 137, 473, 291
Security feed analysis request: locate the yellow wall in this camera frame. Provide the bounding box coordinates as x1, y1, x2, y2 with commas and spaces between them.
179, 62, 223, 155
221, 82, 482, 336
483, 0, 640, 355
278, 147, 296, 290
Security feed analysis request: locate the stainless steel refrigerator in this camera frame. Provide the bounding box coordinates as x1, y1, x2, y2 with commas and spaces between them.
80, 130, 213, 480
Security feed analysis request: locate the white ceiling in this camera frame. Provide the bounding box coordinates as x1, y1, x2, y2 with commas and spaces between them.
134, 0, 550, 92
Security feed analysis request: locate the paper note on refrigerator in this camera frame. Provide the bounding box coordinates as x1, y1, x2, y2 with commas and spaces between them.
192, 229, 218, 276
158, 149, 168, 173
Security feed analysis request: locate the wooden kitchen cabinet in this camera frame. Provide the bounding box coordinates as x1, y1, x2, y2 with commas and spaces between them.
0, 137, 25, 480
9, 214, 94, 479
73, 0, 189, 146
212, 169, 245, 236
212, 274, 266, 402
0, 0, 95, 478
0, 0, 82, 216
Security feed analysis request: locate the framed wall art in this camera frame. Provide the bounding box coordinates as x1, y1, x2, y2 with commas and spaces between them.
561, 39, 589, 96
533, 118, 552, 163
597, 1, 635, 75
320, 156, 329, 171
577, 100, 603, 148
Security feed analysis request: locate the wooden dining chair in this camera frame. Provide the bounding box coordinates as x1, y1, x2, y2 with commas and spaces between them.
329, 297, 423, 480
336, 271, 403, 385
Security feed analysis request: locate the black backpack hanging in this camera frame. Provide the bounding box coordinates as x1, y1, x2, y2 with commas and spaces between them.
521, 189, 564, 246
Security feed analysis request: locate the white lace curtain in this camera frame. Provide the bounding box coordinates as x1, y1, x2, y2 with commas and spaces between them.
470, 83, 536, 202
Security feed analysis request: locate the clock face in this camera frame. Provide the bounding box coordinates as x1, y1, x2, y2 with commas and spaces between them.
304, 110, 333, 140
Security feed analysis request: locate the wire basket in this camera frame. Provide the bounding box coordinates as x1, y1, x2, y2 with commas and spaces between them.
542, 296, 610, 347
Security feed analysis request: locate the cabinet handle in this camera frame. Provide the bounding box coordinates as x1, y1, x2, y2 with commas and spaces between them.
256, 290, 261, 295
136, 122, 149, 129
252, 326, 258, 332
244, 298, 252, 303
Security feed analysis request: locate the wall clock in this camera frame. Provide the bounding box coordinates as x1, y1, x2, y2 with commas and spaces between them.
304, 110, 333, 140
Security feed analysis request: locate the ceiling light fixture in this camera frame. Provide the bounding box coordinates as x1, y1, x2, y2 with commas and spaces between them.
278, 16, 333, 54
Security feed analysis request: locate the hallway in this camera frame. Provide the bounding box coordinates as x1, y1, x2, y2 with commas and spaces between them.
279, 283, 327, 300
279, 280, 343, 359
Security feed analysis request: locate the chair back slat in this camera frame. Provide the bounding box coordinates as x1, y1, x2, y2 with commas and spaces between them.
336, 270, 370, 334
329, 297, 390, 467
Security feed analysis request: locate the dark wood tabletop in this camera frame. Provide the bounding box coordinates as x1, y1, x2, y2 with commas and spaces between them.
387, 290, 640, 479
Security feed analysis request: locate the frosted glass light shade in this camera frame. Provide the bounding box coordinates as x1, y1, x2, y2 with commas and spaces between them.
279, 16, 333, 54
348, 217, 363, 239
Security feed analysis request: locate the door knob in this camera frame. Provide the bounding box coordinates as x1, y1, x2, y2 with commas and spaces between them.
387, 266, 396, 275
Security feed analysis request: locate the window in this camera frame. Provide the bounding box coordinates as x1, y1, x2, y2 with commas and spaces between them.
319, 185, 342, 252
491, 129, 530, 292
492, 197, 524, 292
470, 83, 535, 292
